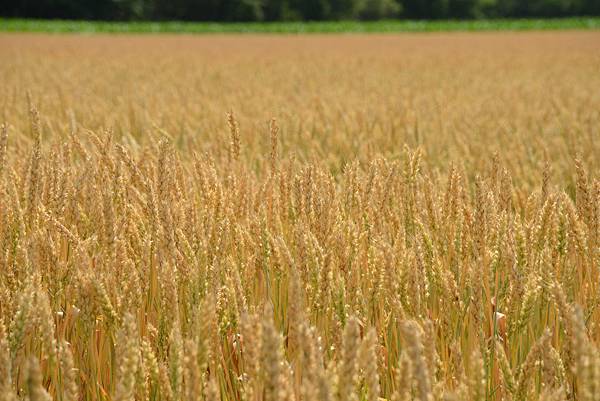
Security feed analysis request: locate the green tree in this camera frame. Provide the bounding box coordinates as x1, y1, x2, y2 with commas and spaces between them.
1, 0, 599, 21
358, 0, 402, 19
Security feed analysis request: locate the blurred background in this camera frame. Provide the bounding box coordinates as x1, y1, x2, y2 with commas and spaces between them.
2, 0, 599, 22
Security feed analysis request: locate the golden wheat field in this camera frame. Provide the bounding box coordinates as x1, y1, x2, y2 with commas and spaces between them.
0, 31, 599, 401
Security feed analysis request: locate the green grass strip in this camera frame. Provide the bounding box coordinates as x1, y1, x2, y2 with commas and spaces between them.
1, 17, 599, 34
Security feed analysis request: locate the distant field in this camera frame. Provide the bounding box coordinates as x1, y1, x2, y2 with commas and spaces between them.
1, 17, 600, 33
0, 32, 599, 401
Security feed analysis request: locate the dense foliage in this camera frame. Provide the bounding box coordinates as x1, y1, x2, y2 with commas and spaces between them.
2, 0, 599, 21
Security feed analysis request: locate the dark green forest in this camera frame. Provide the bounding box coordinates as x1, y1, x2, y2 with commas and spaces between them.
2, 0, 599, 21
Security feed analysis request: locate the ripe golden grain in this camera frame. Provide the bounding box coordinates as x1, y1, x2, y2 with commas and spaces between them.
0, 31, 598, 401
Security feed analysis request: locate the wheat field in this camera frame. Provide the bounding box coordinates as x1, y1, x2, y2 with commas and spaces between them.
0, 32, 599, 401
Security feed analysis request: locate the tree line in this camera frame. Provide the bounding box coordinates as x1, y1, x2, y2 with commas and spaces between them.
3, 0, 599, 21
